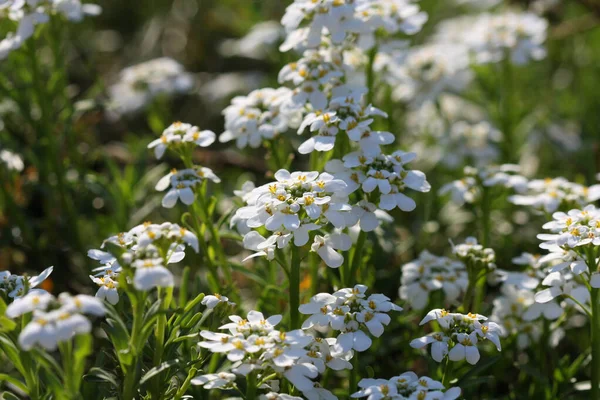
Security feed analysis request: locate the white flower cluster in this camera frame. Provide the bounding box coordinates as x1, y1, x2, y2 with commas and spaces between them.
440, 164, 527, 206
0, 266, 53, 299
300, 284, 402, 352
147, 121, 221, 208
6, 291, 105, 350
155, 167, 220, 208
194, 310, 342, 399
278, 49, 346, 111
148, 121, 216, 159
411, 309, 502, 365
88, 221, 199, 300
108, 58, 194, 115
326, 149, 431, 219
533, 205, 600, 306
404, 99, 502, 169
352, 371, 461, 400
0, 0, 101, 61
491, 252, 588, 350
219, 87, 301, 149
452, 237, 496, 270
236, 169, 353, 268
297, 90, 393, 156
375, 42, 472, 105
399, 251, 468, 310
0, 148, 24, 171
434, 11, 547, 65
280, 0, 426, 51
509, 177, 600, 214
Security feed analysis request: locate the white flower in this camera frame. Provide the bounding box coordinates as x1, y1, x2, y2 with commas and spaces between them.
108, 58, 193, 115
6, 291, 54, 318
148, 122, 216, 159
410, 332, 449, 362
311, 233, 352, 268
58, 293, 106, 316
202, 294, 234, 309
448, 332, 480, 365
190, 372, 237, 389
219, 87, 299, 149
509, 177, 600, 214
90, 275, 119, 305
413, 309, 500, 364
155, 167, 220, 208
434, 12, 548, 66
352, 372, 461, 400
132, 258, 174, 291
0, 149, 24, 171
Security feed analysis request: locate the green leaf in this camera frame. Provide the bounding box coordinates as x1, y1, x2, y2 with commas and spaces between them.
0, 316, 16, 332
84, 367, 119, 389
1, 392, 21, 400
0, 373, 28, 393
171, 332, 200, 344
139, 359, 181, 385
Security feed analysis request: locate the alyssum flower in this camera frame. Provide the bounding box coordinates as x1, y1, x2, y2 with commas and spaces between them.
299, 284, 402, 352
194, 310, 338, 399
235, 169, 354, 267
410, 309, 502, 365
352, 371, 461, 400
148, 121, 216, 159
6, 291, 105, 351
88, 222, 199, 295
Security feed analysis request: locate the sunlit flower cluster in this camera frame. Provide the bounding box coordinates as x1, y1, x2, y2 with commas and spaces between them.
376, 43, 472, 105
88, 221, 199, 297
6, 291, 105, 350
434, 12, 548, 65
220, 87, 301, 149
155, 166, 221, 208
148, 121, 216, 159
236, 169, 353, 267
510, 177, 600, 214
399, 251, 467, 310
352, 371, 462, 400
300, 284, 402, 352
195, 310, 339, 399
411, 309, 502, 365
440, 164, 527, 206
328, 150, 431, 215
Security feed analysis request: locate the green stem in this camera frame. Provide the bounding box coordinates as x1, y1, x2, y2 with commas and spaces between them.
592, 287, 600, 399
462, 275, 475, 313
290, 246, 301, 330
366, 45, 378, 105
349, 352, 359, 395
59, 341, 75, 397
151, 287, 172, 399
442, 358, 454, 387
349, 231, 367, 286
197, 180, 233, 287
173, 367, 198, 400
588, 246, 600, 398
122, 291, 146, 400
189, 202, 221, 293
246, 372, 258, 400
